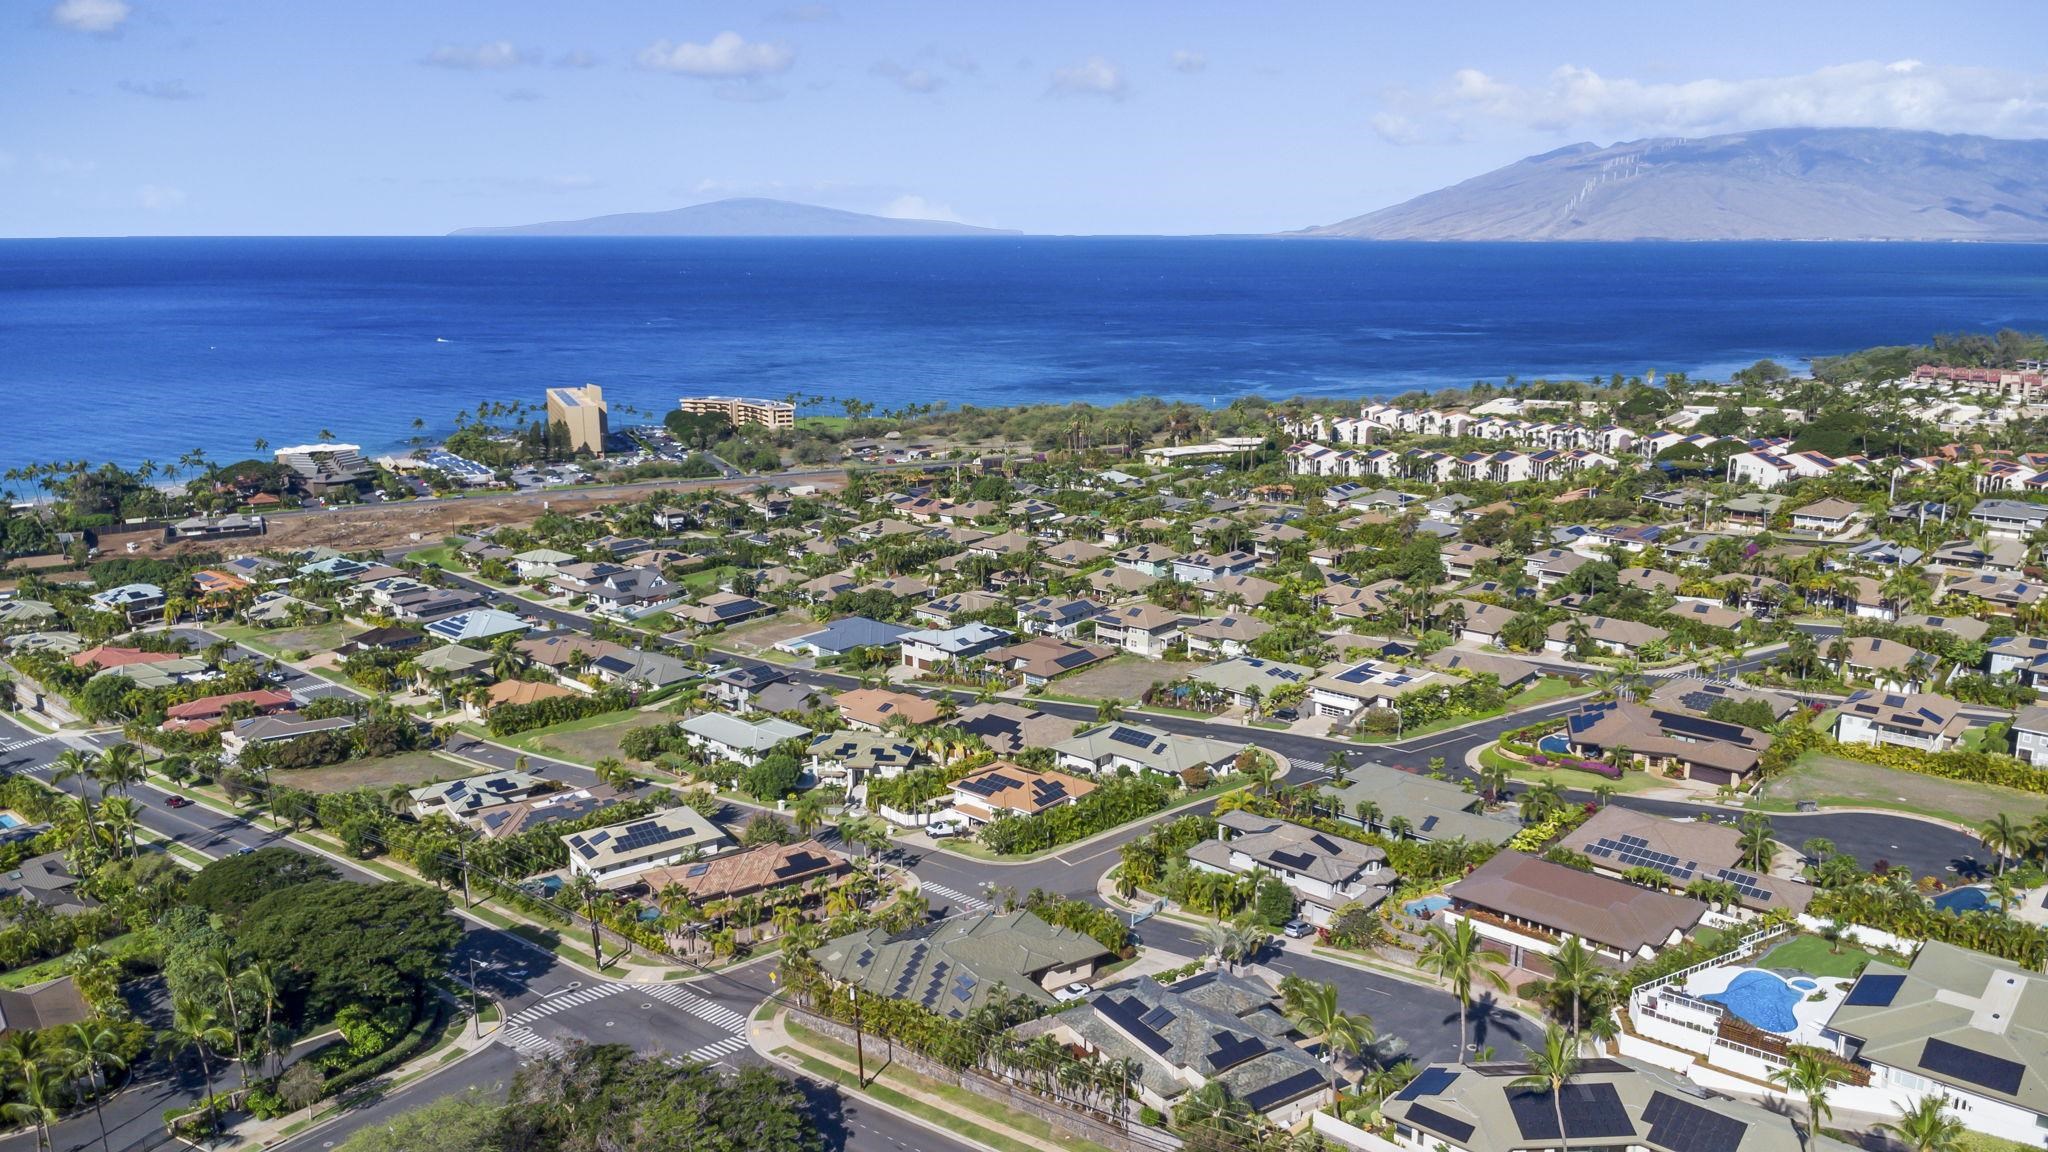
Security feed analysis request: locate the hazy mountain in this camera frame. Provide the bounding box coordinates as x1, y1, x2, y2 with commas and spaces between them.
451, 197, 1019, 237
1297, 128, 2048, 241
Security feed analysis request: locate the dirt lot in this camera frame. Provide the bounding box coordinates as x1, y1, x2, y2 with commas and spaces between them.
277, 750, 474, 794
522, 711, 678, 765
1052, 655, 1201, 703
219, 622, 352, 657
717, 612, 817, 654
1768, 752, 2048, 826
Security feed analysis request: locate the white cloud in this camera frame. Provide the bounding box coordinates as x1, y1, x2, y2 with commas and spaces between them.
422, 41, 530, 70
136, 183, 184, 211
637, 32, 792, 78
48, 0, 128, 33
553, 50, 598, 69
1170, 50, 1207, 74
117, 79, 200, 101
1381, 60, 2048, 144
1049, 56, 1127, 101
872, 60, 942, 94
879, 195, 961, 222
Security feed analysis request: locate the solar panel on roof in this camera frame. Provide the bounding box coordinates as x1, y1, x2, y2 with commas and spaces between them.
1509, 1082, 1634, 1140
1920, 1037, 2025, 1096
1106, 726, 1155, 748
1243, 1068, 1330, 1114
1843, 973, 1905, 1007
1097, 996, 1172, 1055
1207, 1031, 1267, 1072
1393, 1067, 1459, 1101
1403, 1103, 1476, 1143
1642, 1091, 1748, 1152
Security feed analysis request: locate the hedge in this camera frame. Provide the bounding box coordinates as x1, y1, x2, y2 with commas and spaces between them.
319, 998, 450, 1101
1827, 738, 2048, 795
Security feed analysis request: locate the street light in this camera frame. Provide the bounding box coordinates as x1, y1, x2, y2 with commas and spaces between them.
848, 984, 866, 1087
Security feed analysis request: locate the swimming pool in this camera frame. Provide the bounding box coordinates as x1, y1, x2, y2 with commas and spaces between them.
1538, 735, 1572, 755
0, 814, 20, 830
1404, 895, 1452, 917
1701, 970, 1801, 1033
1788, 978, 1818, 991
1933, 887, 1992, 913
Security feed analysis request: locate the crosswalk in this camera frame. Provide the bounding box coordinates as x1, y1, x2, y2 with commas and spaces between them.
1289, 756, 1335, 776
0, 734, 58, 755
495, 979, 759, 1067
676, 1034, 751, 1064
498, 1024, 571, 1060
640, 981, 750, 1032
504, 981, 632, 1028
917, 882, 990, 912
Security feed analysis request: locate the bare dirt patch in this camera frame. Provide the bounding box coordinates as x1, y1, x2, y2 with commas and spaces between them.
1051, 655, 1201, 703
718, 612, 817, 653
277, 750, 474, 794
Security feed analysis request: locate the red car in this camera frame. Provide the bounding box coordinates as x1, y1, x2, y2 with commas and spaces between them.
163, 796, 193, 808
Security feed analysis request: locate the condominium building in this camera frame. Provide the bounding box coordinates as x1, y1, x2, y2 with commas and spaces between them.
273, 443, 369, 494
677, 394, 795, 430
545, 384, 610, 455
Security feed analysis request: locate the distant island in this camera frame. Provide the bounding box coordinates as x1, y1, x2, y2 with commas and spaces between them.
450, 196, 1021, 238
1294, 127, 2048, 242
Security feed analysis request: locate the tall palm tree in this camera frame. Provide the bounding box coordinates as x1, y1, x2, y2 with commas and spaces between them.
242, 960, 286, 1074
792, 793, 826, 838
58, 1020, 130, 1152
1286, 980, 1373, 1101
1978, 812, 2028, 877
158, 996, 234, 1136
4, 1057, 60, 1152
562, 873, 607, 968
1546, 935, 1606, 1046
1512, 1025, 1581, 1152
1769, 1048, 1840, 1149
1418, 919, 1509, 1063
95, 744, 147, 795
96, 795, 139, 861
201, 942, 248, 1064
1737, 814, 1778, 872
1879, 1095, 1965, 1152
50, 748, 97, 792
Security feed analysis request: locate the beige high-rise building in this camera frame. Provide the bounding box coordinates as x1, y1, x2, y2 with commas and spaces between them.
546, 384, 610, 455
676, 394, 796, 430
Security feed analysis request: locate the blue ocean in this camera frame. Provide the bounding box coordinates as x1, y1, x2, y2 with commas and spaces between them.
4, 237, 2048, 477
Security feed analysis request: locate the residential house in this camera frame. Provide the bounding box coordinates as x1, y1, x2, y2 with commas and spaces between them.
1831, 636, 1931, 692
1193, 657, 1313, 711
1170, 550, 1259, 584
676, 592, 774, 629
1545, 616, 1670, 659
88, 583, 165, 622
835, 687, 942, 731
805, 731, 920, 796
425, 609, 531, 644
465, 679, 575, 721
408, 771, 551, 819
774, 616, 913, 658
1306, 660, 1452, 721
813, 910, 1110, 1013
705, 663, 790, 712
1423, 649, 1539, 691
1443, 851, 1707, 966
1014, 971, 1334, 1125
1053, 723, 1246, 780
1833, 690, 1967, 752
1014, 596, 1099, 639
219, 713, 359, 760
945, 763, 1095, 828
1524, 549, 1592, 589
1319, 765, 1518, 845
898, 622, 1014, 671
986, 635, 1112, 687
956, 703, 1074, 758
1112, 543, 1182, 579
1183, 614, 1272, 660
1788, 497, 1865, 537
2012, 705, 2048, 765
1561, 700, 1773, 788
629, 840, 850, 905
563, 807, 735, 886
1971, 499, 2048, 541
1188, 810, 1399, 925
677, 712, 810, 767
1556, 807, 1811, 915
159, 688, 295, 733
1090, 602, 1185, 659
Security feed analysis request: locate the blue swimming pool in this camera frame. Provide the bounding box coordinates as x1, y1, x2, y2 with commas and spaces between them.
1404, 895, 1452, 917
1934, 887, 1992, 913
1702, 970, 1801, 1033
1788, 978, 1818, 991
1538, 735, 1572, 755
0, 815, 19, 830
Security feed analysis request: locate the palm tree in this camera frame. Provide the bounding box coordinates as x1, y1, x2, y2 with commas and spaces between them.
58, 1020, 130, 1152
562, 873, 607, 968
4, 1056, 60, 1152
1769, 1048, 1840, 1149
1979, 812, 2028, 876
1546, 935, 1606, 1045
792, 793, 826, 838
158, 996, 234, 1136
242, 960, 286, 1074
50, 748, 97, 792
1286, 980, 1373, 1101
1417, 919, 1508, 1063
1512, 1025, 1581, 1152
202, 942, 248, 1064
1879, 1095, 1966, 1152
95, 744, 147, 795
1737, 814, 1778, 872
96, 795, 139, 860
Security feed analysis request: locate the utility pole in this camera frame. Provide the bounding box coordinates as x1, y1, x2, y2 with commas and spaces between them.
850, 984, 866, 1088
468, 956, 482, 1038
459, 837, 473, 908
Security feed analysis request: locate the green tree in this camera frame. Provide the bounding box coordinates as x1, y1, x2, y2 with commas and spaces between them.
1512, 1024, 1581, 1152
56, 1020, 130, 1152
1418, 919, 1508, 1063
1769, 1048, 1841, 1149
1286, 979, 1373, 1102
1879, 1095, 1965, 1152
157, 995, 234, 1136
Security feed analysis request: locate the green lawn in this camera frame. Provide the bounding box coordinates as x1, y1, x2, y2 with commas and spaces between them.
483, 709, 669, 764
214, 621, 354, 658
1758, 934, 1874, 979
1480, 744, 1668, 795
678, 565, 740, 594
1761, 751, 2048, 828
1352, 678, 1582, 744
404, 544, 462, 570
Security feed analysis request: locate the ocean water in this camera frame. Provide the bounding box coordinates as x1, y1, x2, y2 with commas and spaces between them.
4, 236, 2048, 477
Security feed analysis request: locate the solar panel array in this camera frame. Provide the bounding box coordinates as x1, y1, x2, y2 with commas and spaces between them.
1393, 1067, 1459, 1101
1642, 1091, 1747, 1152
1509, 1082, 1634, 1140
1096, 995, 1173, 1055
1584, 834, 1697, 881
1920, 1037, 2026, 1096
1842, 973, 1905, 1007
1712, 867, 1774, 904
1206, 1031, 1267, 1073
1243, 1068, 1330, 1114
1404, 1103, 1476, 1142
1107, 726, 1159, 750
890, 944, 928, 997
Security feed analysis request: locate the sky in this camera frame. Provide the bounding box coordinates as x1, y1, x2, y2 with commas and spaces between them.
7, 0, 2048, 236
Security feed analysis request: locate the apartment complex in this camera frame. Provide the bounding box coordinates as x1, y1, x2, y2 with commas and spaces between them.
273, 443, 370, 495
545, 384, 610, 455
677, 394, 796, 430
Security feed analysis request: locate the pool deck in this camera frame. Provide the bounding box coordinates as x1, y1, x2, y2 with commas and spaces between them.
1684, 964, 1848, 1048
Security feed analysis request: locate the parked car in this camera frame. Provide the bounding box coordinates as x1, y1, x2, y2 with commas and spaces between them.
1272, 707, 1299, 722
1053, 982, 1092, 1003
1282, 919, 1314, 939
163, 796, 193, 808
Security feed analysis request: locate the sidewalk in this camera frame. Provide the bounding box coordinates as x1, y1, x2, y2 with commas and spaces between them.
754, 1006, 1103, 1152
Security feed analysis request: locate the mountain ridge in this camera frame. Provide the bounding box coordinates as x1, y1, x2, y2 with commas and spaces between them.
451, 197, 1019, 237
1296, 127, 2048, 242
